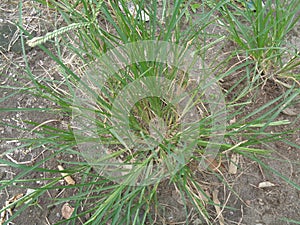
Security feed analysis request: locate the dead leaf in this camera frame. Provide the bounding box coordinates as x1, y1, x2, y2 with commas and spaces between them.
228, 154, 239, 174
61, 203, 74, 219
282, 107, 297, 116
58, 165, 75, 185
258, 181, 275, 188
212, 189, 225, 225
205, 157, 222, 171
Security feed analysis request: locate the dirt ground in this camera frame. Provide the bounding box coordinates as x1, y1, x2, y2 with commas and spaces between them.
1, 1, 299, 225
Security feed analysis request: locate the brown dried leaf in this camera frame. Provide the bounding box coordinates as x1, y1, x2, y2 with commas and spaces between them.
205, 157, 222, 171
282, 107, 297, 116
61, 203, 74, 219
228, 154, 239, 174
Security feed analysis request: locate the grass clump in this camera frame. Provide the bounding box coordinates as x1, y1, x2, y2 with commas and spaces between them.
216, 0, 300, 80
0, 0, 299, 224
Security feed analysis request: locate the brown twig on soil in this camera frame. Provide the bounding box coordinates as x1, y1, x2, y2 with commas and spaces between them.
57, 165, 76, 185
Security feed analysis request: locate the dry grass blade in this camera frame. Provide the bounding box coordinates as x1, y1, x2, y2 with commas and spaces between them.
212, 189, 225, 225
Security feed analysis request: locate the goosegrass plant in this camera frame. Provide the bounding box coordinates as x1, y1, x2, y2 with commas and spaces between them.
0, 0, 300, 224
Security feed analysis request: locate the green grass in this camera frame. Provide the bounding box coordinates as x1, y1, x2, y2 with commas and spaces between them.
216, 0, 300, 80
0, 0, 299, 224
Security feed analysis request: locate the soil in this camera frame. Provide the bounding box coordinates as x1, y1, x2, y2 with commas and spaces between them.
0, 1, 299, 225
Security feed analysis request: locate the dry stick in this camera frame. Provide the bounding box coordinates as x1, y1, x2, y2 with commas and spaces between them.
238, 204, 244, 225
57, 165, 76, 185
4, 148, 48, 165
212, 189, 225, 225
